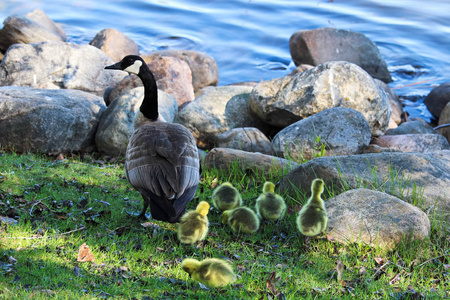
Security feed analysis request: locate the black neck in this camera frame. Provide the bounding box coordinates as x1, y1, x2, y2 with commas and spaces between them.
138, 64, 158, 121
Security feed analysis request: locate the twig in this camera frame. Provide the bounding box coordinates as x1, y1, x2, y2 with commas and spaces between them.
416, 254, 450, 269
0, 225, 86, 240
372, 261, 390, 278
433, 123, 450, 130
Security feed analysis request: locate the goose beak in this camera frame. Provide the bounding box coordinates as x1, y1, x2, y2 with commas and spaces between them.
104, 61, 122, 70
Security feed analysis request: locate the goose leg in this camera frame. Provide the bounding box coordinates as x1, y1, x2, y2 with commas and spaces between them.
137, 195, 150, 220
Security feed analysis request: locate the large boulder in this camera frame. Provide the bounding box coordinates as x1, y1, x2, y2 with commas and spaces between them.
144, 50, 219, 92
249, 61, 391, 136
176, 86, 272, 148
0, 9, 66, 52
0, 86, 105, 152
95, 88, 178, 156
278, 151, 450, 215
289, 27, 392, 82
424, 83, 450, 119
272, 107, 371, 161
90, 28, 139, 62
0, 41, 126, 96
326, 189, 430, 249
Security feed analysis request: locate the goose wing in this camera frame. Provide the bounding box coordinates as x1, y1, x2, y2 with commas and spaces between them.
125, 122, 200, 215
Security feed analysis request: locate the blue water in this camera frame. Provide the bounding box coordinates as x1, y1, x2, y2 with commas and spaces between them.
1, 0, 450, 121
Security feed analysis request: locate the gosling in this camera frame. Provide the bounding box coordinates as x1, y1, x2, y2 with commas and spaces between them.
222, 206, 259, 234
211, 182, 242, 212
178, 201, 210, 244
255, 181, 286, 221
181, 258, 237, 288
297, 178, 328, 237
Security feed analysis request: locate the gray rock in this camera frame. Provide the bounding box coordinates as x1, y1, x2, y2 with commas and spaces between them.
0, 216, 18, 225
144, 50, 219, 92
424, 82, 450, 119
385, 119, 434, 135
289, 27, 392, 82
95, 88, 177, 155
0, 86, 105, 152
90, 28, 139, 62
249, 61, 391, 136
0, 41, 126, 96
203, 147, 299, 175
272, 107, 371, 161
373, 134, 449, 152
278, 151, 450, 216
218, 127, 274, 155
0, 9, 66, 52
176, 86, 272, 149
374, 79, 403, 128
437, 102, 450, 143
326, 189, 430, 249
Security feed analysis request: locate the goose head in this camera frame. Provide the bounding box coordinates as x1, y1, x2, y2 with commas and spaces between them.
105, 55, 145, 75
105, 55, 160, 123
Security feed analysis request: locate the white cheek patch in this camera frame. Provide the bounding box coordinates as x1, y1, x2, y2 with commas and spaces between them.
124, 60, 142, 74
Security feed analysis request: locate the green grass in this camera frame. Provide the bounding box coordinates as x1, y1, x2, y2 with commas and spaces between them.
0, 149, 449, 299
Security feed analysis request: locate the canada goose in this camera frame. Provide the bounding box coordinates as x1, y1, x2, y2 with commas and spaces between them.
181, 258, 236, 288
297, 178, 328, 237
178, 201, 210, 244
255, 181, 286, 221
221, 206, 259, 234
105, 55, 199, 223
211, 182, 242, 212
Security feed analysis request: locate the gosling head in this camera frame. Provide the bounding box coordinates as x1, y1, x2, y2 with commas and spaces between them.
263, 181, 275, 193
221, 210, 231, 224
181, 258, 201, 275
196, 201, 210, 217
311, 178, 325, 197
105, 55, 145, 75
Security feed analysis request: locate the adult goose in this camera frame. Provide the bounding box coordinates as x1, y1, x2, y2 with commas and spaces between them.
105, 55, 199, 223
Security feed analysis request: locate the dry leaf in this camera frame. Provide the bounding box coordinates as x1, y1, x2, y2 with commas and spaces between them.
389, 273, 401, 285
211, 178, 219, 189
374, 257, 386, 265
77, 243, 95, 262
359, 265, 367, 276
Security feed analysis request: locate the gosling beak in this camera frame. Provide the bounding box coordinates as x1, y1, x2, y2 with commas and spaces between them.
104, 61, 122, 70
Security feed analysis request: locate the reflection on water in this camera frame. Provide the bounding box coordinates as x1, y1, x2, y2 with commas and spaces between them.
1, 0, 449, 121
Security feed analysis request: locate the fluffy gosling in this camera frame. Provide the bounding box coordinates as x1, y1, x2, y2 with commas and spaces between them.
297, 178, 328, 237
181, 258, 236, 288
211, 182, 242, 212
178, 201, 210, 244
221, 206, 260, 234
255, 181, 286, 221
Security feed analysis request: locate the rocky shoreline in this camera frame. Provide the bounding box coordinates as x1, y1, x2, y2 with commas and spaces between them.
0, 9, 449, 250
